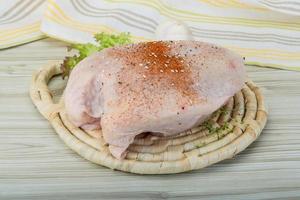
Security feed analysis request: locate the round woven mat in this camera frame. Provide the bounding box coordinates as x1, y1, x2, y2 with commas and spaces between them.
30, 63, 268, 174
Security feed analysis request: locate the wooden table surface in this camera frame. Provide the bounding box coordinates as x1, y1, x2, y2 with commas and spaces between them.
1, 38, 300, 200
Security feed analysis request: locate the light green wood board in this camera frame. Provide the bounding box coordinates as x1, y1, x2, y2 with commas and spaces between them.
0, 38, 300, 200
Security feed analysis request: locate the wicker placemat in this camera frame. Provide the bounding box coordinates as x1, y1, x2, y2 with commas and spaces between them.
30, 63, 268, 174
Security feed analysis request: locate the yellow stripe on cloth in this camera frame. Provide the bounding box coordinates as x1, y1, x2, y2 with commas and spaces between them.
0, 35, 46, 49
0, 22, 44, 49
0, 0, 45, 49
47, 0, 114, 33
200, 0, 267, 11
226, 45, 300, 60
0, 23, 40, 41
45, 0, 149, 41
44, 10, 148, 42
105, 0, 300, 31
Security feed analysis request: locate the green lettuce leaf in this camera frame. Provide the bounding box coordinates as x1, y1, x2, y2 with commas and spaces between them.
61, 32, 132, 78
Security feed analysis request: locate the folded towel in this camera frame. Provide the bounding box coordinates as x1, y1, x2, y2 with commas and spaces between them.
0, 0, 46, 49
244, 0, 300, 16
40, 0, 300, 71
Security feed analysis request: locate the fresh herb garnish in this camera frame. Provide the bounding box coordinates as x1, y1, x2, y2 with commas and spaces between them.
203, 120, 230, 133
61, 32, 132, 78
219, 107, 229, 115
203, 120, 215, 133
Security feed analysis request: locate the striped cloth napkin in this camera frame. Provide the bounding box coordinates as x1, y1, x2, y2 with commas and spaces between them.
1, 0, 300, 71
0, 0, 46, 49
246, 0, 300, 16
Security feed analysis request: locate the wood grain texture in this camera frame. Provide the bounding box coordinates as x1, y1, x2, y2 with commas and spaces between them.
0, 38, 300, 200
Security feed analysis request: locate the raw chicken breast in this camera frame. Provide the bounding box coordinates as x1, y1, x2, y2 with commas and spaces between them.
64, 41, 246, 159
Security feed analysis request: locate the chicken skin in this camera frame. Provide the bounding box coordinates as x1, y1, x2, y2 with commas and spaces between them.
64, 41, 246, 159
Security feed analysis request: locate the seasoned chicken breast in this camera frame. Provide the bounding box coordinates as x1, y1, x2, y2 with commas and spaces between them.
64, 41, 246, 159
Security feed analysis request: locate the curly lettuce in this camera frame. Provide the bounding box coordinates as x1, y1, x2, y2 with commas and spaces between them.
61, 32, 132, 78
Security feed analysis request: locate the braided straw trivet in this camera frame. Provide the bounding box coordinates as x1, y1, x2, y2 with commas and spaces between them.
30, 63, 268, 174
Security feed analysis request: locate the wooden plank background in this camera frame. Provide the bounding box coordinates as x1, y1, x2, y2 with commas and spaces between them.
0, 38, 300, 200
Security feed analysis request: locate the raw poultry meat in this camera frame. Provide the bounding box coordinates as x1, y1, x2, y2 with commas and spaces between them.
64, 41, 246, 159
